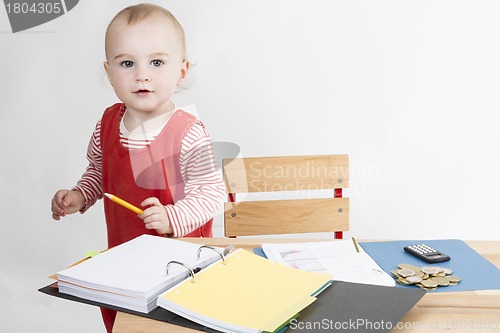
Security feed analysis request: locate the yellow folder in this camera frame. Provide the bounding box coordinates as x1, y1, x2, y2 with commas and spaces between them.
157, 249, 332, 333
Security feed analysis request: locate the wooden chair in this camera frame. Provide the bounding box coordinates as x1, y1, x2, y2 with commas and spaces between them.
223, 155, 349, 238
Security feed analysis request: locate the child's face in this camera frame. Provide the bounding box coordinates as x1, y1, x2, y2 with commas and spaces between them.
104, 16, 187, 116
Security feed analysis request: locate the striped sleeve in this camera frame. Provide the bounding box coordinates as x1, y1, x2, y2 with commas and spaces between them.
165, 121, 226, 237
73, 120, 104, 212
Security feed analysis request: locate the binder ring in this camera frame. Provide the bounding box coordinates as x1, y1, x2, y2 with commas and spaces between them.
197, 245, 227, 265
165, 261, 197, 283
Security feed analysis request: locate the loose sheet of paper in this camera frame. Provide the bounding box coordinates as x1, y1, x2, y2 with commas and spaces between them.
263, 240, 395, 287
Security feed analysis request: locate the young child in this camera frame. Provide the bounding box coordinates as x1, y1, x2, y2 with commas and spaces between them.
50, 4, 225, 332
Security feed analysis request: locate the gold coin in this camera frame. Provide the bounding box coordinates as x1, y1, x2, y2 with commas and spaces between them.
432, 276, 450, 286
422, 273, 429, 279
408, 265, 422, 272
398, 269, 415, 277
421, 266, 441, 275
398, 264, 420, 271
421, 279, 439, 288
406, 276, 422, 284
391, 269, 400, 276
432, 272, 446, 277
447, 275, 461, 283
442, 268, 453, 275
397, 277, 412, 285
416, 283, 436, 290
414, 270, 424, 278
422, 286, 437, 290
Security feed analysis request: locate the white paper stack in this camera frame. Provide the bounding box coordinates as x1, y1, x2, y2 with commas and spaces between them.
57, 235, 221, 313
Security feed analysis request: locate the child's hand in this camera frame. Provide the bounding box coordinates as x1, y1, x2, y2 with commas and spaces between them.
51, 189, 85, 220
139, 197, 172, 235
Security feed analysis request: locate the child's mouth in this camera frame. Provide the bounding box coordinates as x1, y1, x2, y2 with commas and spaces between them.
134, 89, 152, 95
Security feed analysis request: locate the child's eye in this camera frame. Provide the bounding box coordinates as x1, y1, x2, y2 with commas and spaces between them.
120, 60, 134, 68
151, 59, 164, 67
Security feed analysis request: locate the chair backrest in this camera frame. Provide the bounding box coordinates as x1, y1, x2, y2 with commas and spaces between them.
223, 155, 349, 238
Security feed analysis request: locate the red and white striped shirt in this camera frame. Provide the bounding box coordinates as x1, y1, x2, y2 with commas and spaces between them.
74, 108, 225, 237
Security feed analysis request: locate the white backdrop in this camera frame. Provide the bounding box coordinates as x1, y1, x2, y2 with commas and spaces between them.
1, 1, 499, 332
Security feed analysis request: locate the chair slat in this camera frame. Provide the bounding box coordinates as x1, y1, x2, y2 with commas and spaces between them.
223, 155, 349, 193
224, 198, 349, 237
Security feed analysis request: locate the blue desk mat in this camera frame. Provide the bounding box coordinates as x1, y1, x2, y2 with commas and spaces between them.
254, 247, 266, 258
359, 239, 500, 292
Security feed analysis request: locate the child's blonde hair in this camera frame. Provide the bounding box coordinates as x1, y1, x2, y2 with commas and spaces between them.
105, 3, 188, 61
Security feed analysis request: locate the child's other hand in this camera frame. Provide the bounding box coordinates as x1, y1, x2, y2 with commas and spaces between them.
51, 189, 85, 220
140, 197, 172, 235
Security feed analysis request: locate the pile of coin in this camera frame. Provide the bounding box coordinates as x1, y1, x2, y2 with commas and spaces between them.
392, 264, 461, 290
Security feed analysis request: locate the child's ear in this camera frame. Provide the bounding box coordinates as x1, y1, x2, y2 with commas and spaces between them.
103, 61, 113, 86
179, 60, 189, 81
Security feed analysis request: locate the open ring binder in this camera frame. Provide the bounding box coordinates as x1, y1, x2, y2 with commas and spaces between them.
166, 245, 234, 283
165, 261, 198, 283
158, 247, 335, 333
197, 245, 227, 265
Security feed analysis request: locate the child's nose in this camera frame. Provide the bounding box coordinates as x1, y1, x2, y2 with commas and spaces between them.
136, 74, 150, 82
135, 66, 151, 82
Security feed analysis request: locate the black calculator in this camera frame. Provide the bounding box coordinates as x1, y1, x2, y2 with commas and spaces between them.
404, 244, 451, 263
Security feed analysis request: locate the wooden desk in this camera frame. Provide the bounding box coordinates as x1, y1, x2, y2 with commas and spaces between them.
113, 239, 500, 333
